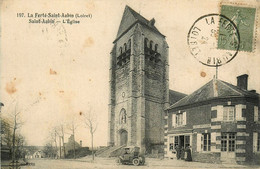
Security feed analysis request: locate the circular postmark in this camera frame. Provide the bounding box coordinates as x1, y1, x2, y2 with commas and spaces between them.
187, 14, 240, 67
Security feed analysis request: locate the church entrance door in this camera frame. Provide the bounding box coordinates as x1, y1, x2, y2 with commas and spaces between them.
120, 130, 128, 146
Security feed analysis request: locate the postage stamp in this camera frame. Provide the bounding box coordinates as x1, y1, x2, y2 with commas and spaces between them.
187, 14, 239, 67
219, 3, 257, 52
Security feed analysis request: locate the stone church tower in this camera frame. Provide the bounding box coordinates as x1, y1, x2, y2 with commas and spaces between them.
108, 6, 170, 152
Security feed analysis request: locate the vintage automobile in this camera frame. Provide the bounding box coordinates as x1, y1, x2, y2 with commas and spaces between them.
118, 146, 145, 166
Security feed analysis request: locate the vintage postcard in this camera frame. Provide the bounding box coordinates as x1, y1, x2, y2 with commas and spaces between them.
1, 0, 260, 168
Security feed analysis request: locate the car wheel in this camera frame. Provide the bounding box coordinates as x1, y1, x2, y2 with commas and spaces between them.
132, 158, 140, 166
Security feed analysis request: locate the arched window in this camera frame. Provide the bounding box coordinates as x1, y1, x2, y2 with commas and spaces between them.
127, 39, 131, 50
155, 44, 158, 52
119, 108, 127, 124
150, 41, 153, 49
124, 43, 127, 52
119, 47, 122, 55
144, 38, 148, 48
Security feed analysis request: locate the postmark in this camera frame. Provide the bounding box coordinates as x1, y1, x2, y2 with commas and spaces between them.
187, 14, 240, 67
219, 3, 257, 52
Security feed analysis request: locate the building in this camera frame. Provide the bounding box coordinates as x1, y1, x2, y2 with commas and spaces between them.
165, 74, 260, 164
64, 135, 81, 155
33, 150, 44, 158
108, 6, 186, 153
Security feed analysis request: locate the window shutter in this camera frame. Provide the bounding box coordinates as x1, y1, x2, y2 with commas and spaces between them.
197, 133, 202, 152
254, 106, 258, 122
253, 132, 257, 153
235, 105, 241, 120
217, 106, 223, 121
172, 114, 176, 127
183, 112, 187, 125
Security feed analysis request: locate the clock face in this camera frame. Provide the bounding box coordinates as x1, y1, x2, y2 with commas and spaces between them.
187, 14, 240, 67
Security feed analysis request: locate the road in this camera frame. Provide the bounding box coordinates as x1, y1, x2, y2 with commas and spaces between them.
2, 157, 259, 169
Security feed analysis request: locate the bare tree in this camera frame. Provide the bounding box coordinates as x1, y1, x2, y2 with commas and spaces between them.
9, 104, 24, 162
67, 118, 79, 159
49, 127, 59, 158
53, 125, 65, 159
56, 124, 66, 158
82, 108, 98, 161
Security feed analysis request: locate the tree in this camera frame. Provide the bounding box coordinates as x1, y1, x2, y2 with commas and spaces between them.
1, 117, 13, 159
45, 127, 59, 159
43, 142, 56, 158
56, 124, 66, 158
82, 108, 98, 161
9, 104, 24, 162
67, 119, 79, 159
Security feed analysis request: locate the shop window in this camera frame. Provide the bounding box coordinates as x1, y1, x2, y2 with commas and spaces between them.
223, 106, 235, 121
202, 133, 211, 151
174, 136, 179, 148
169, 136, 174, 151
221, 133, 236, 152
185, 136, 190, 148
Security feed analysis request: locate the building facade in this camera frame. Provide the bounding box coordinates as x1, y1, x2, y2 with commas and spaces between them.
165, 75, 260, 164
108, 6, 185, 152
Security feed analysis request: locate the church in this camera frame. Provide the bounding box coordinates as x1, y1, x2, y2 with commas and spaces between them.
107, 6, 260, 164
107, 6, 186, 153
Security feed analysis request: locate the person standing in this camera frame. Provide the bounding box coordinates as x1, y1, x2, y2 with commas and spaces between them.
185, 146, 192, 161
180, 147, 185, 160
175, 145, 181, 160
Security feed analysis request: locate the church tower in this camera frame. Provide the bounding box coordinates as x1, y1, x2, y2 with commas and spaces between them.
108, 6, 169, 152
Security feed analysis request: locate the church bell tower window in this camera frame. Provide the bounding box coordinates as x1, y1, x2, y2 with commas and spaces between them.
144, 38, 161, 64
116, 40, 131, 68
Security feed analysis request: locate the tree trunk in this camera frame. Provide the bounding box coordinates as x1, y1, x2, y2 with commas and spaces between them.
91, 132, 94, 161
59, 136, 61, 159
73, 128, 76, 159
54, 132, 57, 158
12, 127, 16, 162
12, 115, 17, 162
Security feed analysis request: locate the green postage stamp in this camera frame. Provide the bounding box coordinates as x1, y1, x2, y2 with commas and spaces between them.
219, 3, 257, 52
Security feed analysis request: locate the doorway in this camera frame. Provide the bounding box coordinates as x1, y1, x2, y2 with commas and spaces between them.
175, 135, 190, 148
120, 130, 128, 146
220, 132, 236, 163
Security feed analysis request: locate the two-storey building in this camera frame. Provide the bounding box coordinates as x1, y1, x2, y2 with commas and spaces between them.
164, 74, 260, 164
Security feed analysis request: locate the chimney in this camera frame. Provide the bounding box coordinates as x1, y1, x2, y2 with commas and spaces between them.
80, 140, 82, 147
237, 74, 248, 90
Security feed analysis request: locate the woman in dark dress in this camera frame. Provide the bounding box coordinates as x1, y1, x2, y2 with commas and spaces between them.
180, 147, 185, 160
175, 145, 181, 160
185, 146, 192, 161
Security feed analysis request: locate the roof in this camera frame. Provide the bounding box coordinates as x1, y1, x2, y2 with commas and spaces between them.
168, 78, 259, 109
115, 5, 164, 42
169, 89, 187, 105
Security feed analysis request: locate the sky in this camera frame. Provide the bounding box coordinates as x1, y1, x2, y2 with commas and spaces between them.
1, 0, 259, 147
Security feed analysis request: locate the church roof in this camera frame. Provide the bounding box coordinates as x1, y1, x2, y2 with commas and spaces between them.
169, 89, 187, 105
168, 78, 259, 109
115, 5, 165, 42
